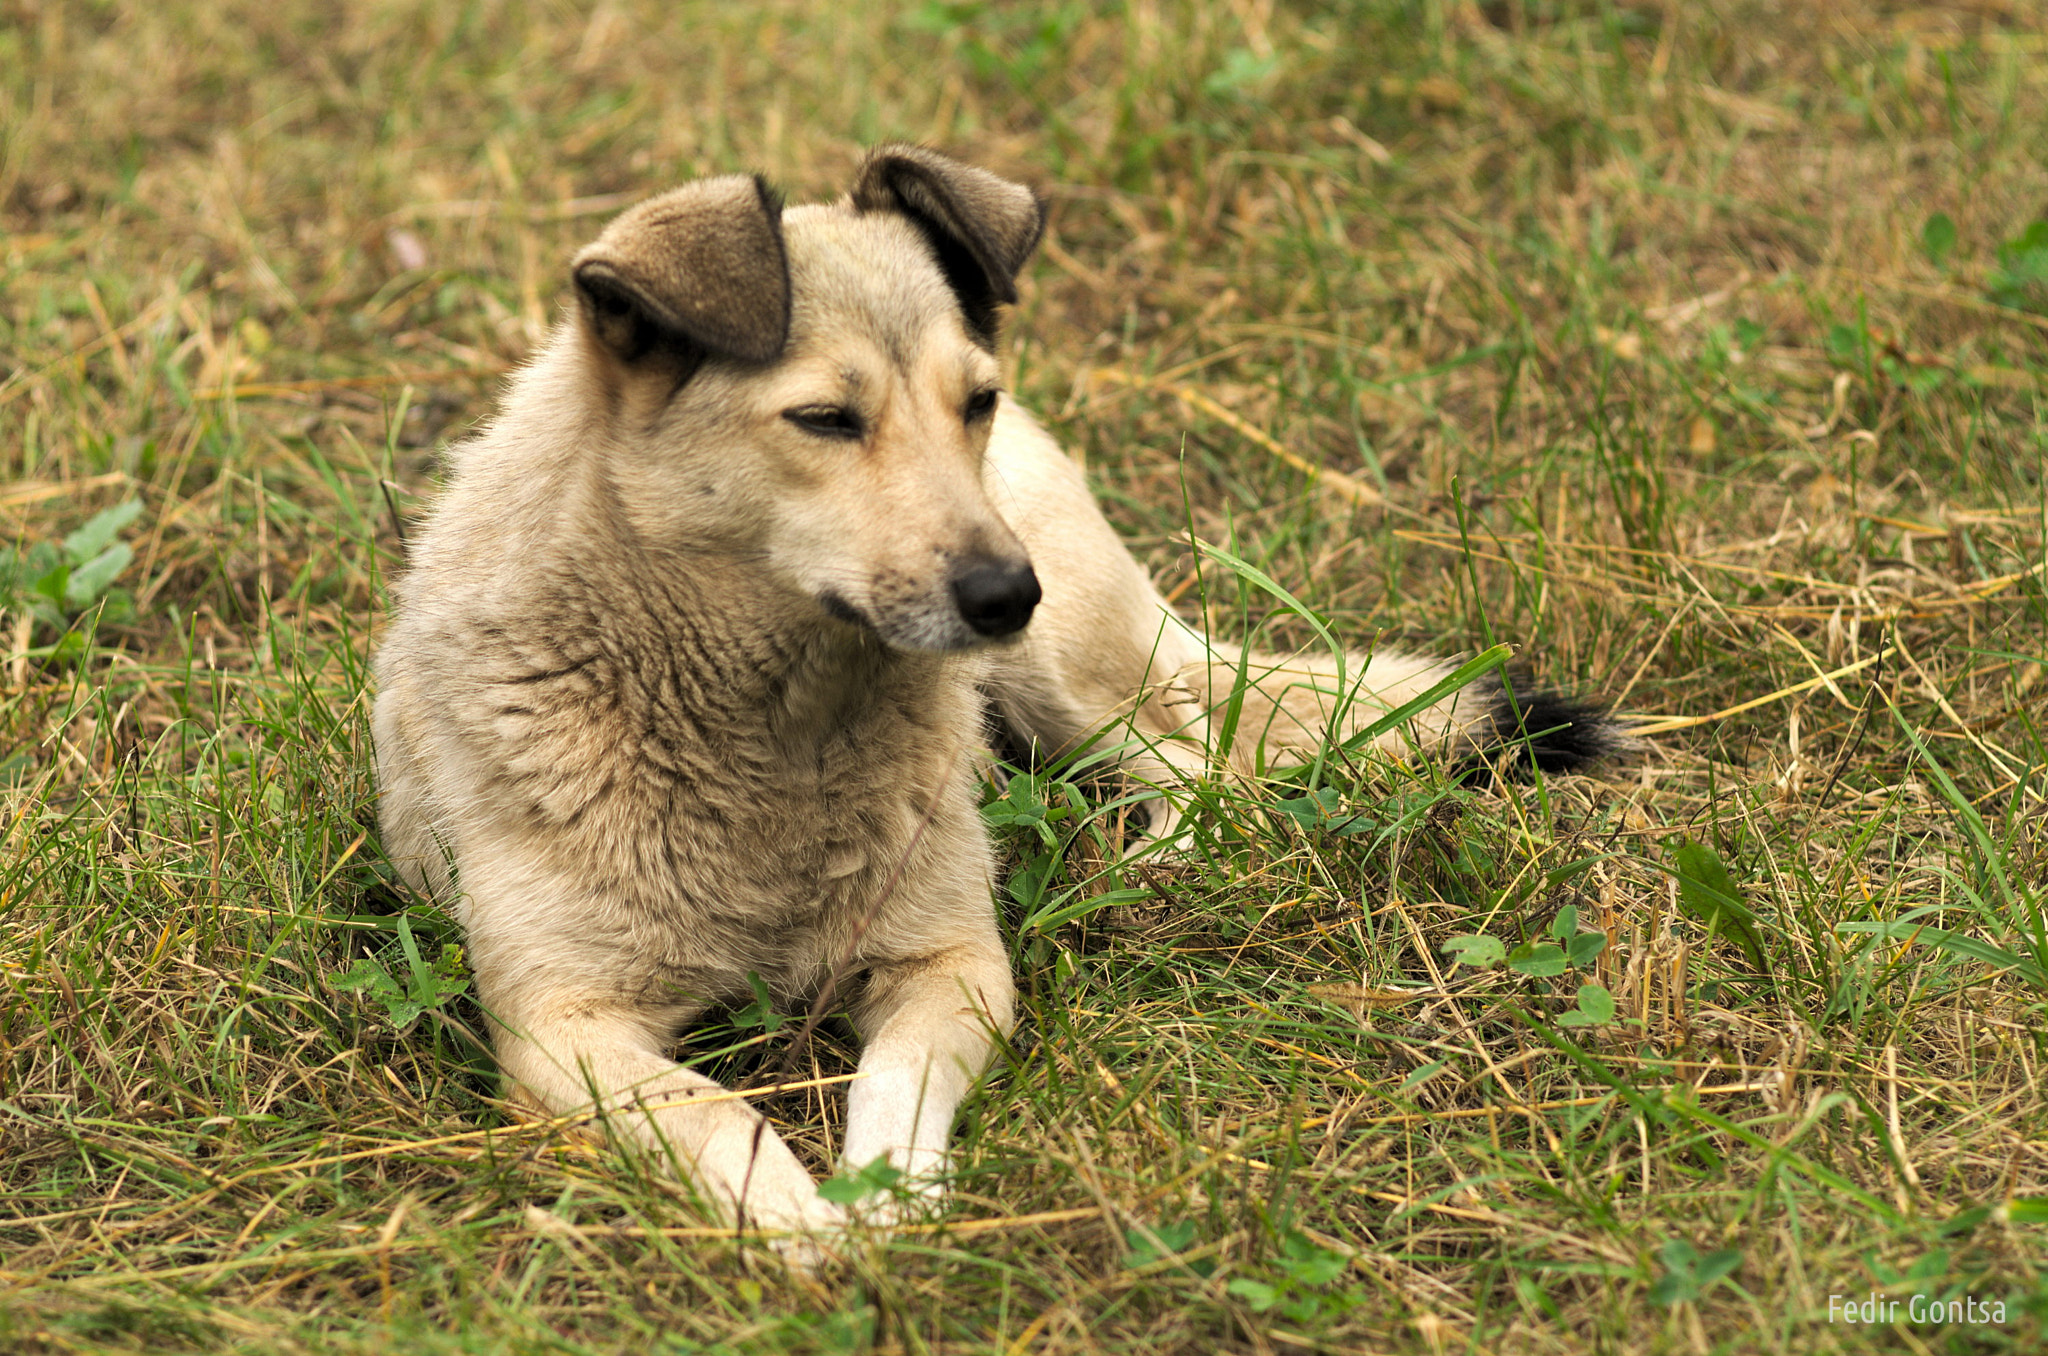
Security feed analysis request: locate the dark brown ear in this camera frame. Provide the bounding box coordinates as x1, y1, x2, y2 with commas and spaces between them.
850, 145, 1045, 346
571, 175, 789, 371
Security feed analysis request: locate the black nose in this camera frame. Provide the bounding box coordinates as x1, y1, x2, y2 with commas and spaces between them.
950, 559, 1040, 637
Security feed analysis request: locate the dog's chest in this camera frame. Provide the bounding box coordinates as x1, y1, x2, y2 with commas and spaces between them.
486, 623, 985, 998
650, 674, 980, 995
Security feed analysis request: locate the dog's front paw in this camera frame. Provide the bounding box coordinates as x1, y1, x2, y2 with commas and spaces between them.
767, 1227, 846, 1271
846, 1174, 948, 1231
743, 1191, 851, 1270
824, 1151, 949, 1232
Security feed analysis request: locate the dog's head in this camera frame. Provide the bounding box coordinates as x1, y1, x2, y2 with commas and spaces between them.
564, 147, 1047, 653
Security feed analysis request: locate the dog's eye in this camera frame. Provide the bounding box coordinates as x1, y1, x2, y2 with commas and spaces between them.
964, 388, 1000, 422
783, 406, 864, 440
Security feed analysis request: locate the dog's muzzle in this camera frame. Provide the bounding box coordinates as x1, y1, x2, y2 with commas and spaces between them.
949, 558, 1040, 638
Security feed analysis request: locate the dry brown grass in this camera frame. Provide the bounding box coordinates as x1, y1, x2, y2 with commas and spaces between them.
2, 1, 2045, 1352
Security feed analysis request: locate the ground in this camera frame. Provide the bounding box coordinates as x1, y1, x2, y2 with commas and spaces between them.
1, 2, 2045, 1352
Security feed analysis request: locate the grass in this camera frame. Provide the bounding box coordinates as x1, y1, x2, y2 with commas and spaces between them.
1, 0, 2045, 1351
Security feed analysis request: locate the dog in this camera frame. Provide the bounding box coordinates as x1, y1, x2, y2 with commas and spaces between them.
371, 145, 1623, 1249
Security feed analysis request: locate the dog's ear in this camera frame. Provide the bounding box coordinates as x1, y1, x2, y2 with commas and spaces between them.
850, 145, 1045, 346
571, 175, 790, 371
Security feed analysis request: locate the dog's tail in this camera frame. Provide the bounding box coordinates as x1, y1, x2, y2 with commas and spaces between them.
1165, 640, 1632, 779
980, 546, 1629, 830
1037, 609, 1636, 824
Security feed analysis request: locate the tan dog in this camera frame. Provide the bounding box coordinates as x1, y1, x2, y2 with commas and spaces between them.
372, 146, 1619, 1248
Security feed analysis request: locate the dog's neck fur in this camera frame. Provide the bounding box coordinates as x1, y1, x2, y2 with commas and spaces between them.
625, 558, 942, 749
493, 455, 948, 757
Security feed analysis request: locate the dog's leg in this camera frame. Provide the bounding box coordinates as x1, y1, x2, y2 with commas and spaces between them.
494, 1005, 844, 1242
841, 940, 1014, 1215
979, 404, 1624, 811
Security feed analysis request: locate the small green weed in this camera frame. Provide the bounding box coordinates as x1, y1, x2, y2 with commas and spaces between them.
816, 1156, 905, 1206
0, 497, 142, 659
1649, 1239, 1745, 1307
332, 915, 470, 1033
1990, 220, 2048, 312
1226, 1231, 1356, 1326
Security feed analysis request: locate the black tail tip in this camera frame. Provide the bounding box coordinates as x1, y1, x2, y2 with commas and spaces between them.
1472, 671, 1634, 780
